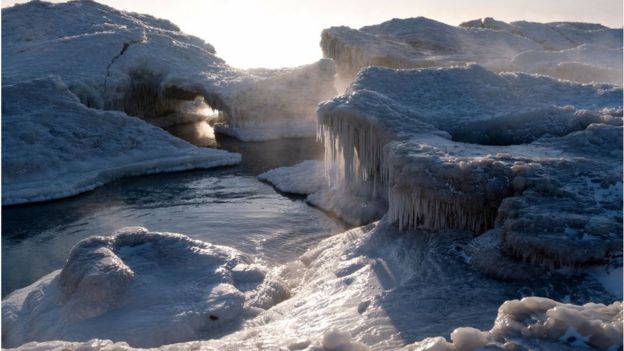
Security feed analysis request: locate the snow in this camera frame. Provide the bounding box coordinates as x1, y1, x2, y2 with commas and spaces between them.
318, 64, 622, 272
405, 297, 622, 350
257, 160, 325, 195
2, 77, 240, 206
3, 0, 337, 142
5, 220, 619, 350
2, 227, 290, 348
322, 17, 623, 87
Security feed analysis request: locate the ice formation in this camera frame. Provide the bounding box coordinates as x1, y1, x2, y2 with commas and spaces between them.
5, 220, 618, 350
404, 297, 622, 351
3, 0, 336, 142
318, 64, 622, 275
2, 227, 289, 348
257, 160, 326, 195
2, 77, 240, 205
321, 17, 622, 88
257, 160, 386, 225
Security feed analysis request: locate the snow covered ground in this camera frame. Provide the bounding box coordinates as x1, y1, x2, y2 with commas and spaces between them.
2, 227, 290, 348
318, 64, 623, 277
321, 17, 622, 88
5, 220, 620, 350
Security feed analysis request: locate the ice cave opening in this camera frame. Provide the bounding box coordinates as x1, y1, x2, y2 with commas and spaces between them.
111, 69, 227, 132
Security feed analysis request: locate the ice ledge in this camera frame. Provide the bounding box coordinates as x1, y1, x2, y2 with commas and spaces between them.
2, 77, 241, 206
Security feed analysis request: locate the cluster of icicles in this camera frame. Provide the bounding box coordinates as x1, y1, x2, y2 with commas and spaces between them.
318, 110, 498, 234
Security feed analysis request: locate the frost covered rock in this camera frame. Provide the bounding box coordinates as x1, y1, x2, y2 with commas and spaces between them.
318, 64, 622, 272
2, 227, 289, 348
3, 0, 336, 141
321, 17, 622, 87
404, 297, 622, 351
2, 77, 240, 205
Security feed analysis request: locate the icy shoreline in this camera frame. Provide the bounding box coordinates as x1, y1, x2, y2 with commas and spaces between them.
4, 221, 621, 350
2, 77, 241, 206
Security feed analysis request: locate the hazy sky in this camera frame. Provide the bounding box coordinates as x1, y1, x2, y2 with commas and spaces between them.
2, 0, 622, 68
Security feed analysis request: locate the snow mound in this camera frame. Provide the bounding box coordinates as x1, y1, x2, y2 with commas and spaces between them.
2, 77, 240, 205
6, 220, 617, 350
257, 160, 325, 195
405, 297, 622, 351
318, 65, 622, 272
2, 227, 289, 348
3, 0, 336, 141
322, 16, 622, 87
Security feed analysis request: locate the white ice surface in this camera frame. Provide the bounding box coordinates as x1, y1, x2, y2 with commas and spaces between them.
322, 16, 622, 85
257, 160, 325, 195
2, 227, 289, 348
318, 65, 622, 271
404, 297, 622, 351
3, 0, 336, 141
6, 221, 620, 350
2, 77, 240, 206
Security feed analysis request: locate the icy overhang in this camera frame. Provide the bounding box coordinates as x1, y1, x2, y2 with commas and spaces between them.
318, 64, 622, 270
2, 0, 336, 141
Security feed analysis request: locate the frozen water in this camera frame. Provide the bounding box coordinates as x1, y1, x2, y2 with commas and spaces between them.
405, 297, 622, 351
2, 227, 290, 348
318, 65, 622, 275
3, 0, 336, 143
3, 165, 344, 297
4, 220, 618, 350
257, 160, 325, 195
2, 77, 240, 206
322, 17, 622, 87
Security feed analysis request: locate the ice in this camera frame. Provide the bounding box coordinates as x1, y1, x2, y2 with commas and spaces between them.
2, 77, 240, 206
257, 160, 325, 195
257, 160, 386, 224
5, 220, 618, 350
306, 187, 387, 226
322, 17, 622, 87
405, 297, 622, 351
3, 0, 336, 141
2, 227, 289, 348
511, 44, 623, 85
318, 64, 622, 273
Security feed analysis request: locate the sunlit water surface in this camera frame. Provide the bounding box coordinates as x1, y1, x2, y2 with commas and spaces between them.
3, 127, 344, 297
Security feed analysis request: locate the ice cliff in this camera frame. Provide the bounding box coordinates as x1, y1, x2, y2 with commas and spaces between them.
2, 0, 336, 204
3, 1, 336, 141
321, 17, 622, 88
317, 64, 622, 276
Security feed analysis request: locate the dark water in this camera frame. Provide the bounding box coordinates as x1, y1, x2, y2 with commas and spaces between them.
2, 123, 343, 297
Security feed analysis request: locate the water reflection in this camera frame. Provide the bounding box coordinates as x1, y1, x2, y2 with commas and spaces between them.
168, 121, 323, 175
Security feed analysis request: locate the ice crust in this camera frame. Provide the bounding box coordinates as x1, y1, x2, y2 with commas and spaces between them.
5, 221, 619, 350
321, 17, 622, 87
2, 227, 289, 348
405, 297, 622, 351
318, 64, 622, 272
3, 0, 337, 141
2, 77, 240, 205
257, 160, 325, 195
257, 160, 387, 225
